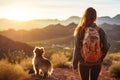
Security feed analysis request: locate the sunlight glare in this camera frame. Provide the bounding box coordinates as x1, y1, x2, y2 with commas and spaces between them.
4, 7, 33, 21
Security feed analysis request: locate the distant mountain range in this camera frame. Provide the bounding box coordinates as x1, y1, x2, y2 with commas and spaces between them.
0, 23, 75, 42
0, 23, 120, 52
0, 14, 120, 30
0, 35, 33, 58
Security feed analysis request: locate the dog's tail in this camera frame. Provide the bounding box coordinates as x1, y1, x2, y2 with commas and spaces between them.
48, 65, 53, 75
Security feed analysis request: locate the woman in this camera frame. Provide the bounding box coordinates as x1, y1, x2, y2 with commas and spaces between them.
72, 7, 110, 80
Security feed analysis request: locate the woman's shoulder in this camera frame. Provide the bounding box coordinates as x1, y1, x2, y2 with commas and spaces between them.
97, 26, 104, 32
96, 26, 106, 36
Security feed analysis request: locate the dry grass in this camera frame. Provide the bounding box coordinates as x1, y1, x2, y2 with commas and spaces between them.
0, 60, 30, 80
103, 53, 120, 79
109, 62, 120, 79
107, 53, 120, 61
20, 58, 33, 73
50, 52, 69, 68
103, 53, 120, 66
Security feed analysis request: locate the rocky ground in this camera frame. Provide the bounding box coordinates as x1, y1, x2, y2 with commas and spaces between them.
27, 65, 115, 80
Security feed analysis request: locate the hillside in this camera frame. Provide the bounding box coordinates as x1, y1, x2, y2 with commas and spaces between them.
0, 35, 33, 58
0, 23, 120, 52
0, 23, 75, 42
100, 23, 120, 52
0, 14, 120, 30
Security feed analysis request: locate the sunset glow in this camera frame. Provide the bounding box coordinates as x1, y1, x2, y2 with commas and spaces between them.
0, 0, 119, 20
3, 7, 33, 21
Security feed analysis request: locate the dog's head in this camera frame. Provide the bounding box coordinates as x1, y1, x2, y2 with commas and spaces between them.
33, 47, 45, 57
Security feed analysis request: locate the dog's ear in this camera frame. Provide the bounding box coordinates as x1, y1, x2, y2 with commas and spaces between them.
33, 47, 39, 53
40, 47, 45, 53
40, 47, 44, 50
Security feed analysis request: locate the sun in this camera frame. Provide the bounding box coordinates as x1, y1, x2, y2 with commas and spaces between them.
4, 7, 33, 21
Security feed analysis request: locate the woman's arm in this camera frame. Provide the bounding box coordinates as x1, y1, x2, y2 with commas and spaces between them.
99, 28, 110, 60
72, 31, 83, 69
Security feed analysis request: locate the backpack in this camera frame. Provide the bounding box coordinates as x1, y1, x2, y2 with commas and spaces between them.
81, 26, 102, 63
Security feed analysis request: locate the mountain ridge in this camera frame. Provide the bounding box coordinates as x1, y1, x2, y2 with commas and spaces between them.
0, 14, 120, 30
0, 23, 120, 51
0, 35, 34, 58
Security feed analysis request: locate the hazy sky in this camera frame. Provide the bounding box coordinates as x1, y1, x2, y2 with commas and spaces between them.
0, 0, 120, 20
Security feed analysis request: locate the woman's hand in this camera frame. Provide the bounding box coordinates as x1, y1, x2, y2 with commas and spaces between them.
73, 68, 78, 74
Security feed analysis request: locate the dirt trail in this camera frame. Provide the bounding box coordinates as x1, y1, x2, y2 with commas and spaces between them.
28, 66, 114, 80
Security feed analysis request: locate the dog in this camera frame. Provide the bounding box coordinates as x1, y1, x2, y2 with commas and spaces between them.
32, 47, 53, 79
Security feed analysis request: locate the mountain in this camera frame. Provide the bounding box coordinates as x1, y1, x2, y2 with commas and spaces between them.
0, 23, 76, 42
61, 16, 80, 25
0, 35, 34, 58
113, 14, 120, 20
0, 14, 120, 30
0, 23, 120, 52
100, 23, 120, 41
97, 14, 120, 25
100, 23, 120, 52
0, 19, 60, 30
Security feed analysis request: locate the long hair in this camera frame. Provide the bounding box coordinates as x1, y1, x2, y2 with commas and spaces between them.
74, 7, 97, 36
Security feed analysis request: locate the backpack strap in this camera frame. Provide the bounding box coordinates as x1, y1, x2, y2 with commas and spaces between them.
95, 26, 100, 31
95, 26, 102, 49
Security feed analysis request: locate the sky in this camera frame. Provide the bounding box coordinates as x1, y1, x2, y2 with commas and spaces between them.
0, 0, 120, 20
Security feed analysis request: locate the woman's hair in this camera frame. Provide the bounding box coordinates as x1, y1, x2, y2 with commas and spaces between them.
74, 7, 97, 36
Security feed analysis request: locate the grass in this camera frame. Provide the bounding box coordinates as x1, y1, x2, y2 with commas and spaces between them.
20, 58, 33, 73
103, 52, 120, 66
0, 60, 29, 80
4, 50, 27, 64
103, 53, 120, 79
109, 62, 120, 79
50, 52, 69, 68
1, 48, 120, 80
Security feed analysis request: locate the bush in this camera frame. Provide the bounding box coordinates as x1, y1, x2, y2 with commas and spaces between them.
103, 56, 112, 67
5, 50, 27, 64
0, 60, 29, 80
109, 62, 120, 79
50, 52, 69, 68
44, 48, 73, 60
20, 58, 34, 74
108, 53, 120, 61
103, 53, 120, 67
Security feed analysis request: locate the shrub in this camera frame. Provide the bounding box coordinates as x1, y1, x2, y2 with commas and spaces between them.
103, 56, 112, 67
63, 49, 73, 61
44, 48, 73, 60
109, 62, 120, 79
50, 52, 69, 68
20, 58, 34, 74
5, 50, 27, 64
0, 60, 29, 80
103, 53, 120, 67
108, 53, 120, 61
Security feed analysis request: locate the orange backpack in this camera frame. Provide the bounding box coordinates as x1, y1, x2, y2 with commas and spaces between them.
81, 26, 102, 63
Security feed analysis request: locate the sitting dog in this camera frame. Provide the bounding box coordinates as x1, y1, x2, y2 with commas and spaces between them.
32, 47, 53, 79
